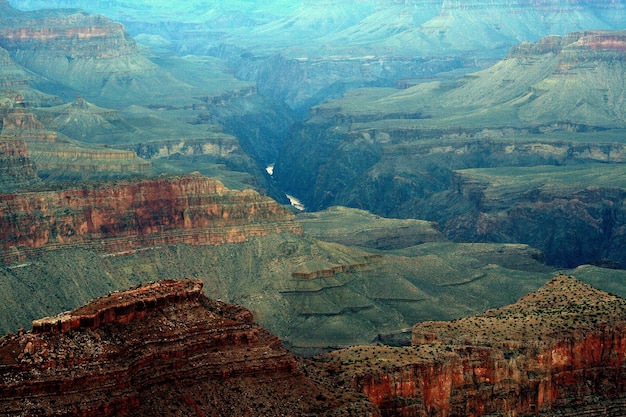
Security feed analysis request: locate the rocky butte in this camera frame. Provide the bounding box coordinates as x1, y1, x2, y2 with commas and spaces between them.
0, 279, 376, 416
0, 1, 158, 94
321, 275, 626, 416
0, 175, 301, 263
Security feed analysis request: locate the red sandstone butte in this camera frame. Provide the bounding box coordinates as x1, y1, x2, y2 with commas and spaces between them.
322, 275, 626, 416
0, 280, 373, 416
0, 175, 302, 263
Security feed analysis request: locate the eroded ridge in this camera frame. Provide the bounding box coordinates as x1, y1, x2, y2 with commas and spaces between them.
323, 275, 626, 417
0, 279, 356, 416
31, 280, 204, 334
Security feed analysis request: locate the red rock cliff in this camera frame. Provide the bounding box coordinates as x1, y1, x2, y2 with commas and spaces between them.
0, 175, 302, 263
0, 134, 41, 192
323, 275, 626, 416
0, 280, 364, 416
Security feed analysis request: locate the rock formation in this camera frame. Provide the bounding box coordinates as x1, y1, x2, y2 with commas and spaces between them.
297, 206, 446, 250
274, 30, 626, 267
0, 134, 41, 192
47, 95, 121, 140
321, 275, 626, 416
1, 108, 151, 179
0, 1, 190, 108
442, 165, 626, 267
0, 174, 301, 263
0, 279, 375, 416
0, 2, 159, 96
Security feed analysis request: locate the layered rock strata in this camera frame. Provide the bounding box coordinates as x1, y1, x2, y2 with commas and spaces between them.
0, 134, 41, 192
322, 275, 626, 416
0, 175, 302, 263
0, 3, 159, 94
2, 108, 151, 178
0, 280, 366, 416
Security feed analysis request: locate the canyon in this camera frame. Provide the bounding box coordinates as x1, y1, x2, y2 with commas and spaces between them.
274, 29, 626, 267
1, 1, 626, 414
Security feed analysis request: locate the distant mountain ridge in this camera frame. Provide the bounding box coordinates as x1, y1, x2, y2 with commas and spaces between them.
7, 0, 626, 110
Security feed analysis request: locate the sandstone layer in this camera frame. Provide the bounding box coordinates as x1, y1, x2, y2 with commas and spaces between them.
321, 275, 626, 416
0, 280, 375, 416
0, 175, 301, 263
0, 134, 41, 192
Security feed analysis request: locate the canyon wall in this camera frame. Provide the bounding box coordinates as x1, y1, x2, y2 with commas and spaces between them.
0, 175, 302, 263
445, 168, 626, 267
0, 280, 369, 416
0, 135, 41, 192
324, 275, 626, 416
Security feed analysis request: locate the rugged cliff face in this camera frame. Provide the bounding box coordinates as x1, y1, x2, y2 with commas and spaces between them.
0, 280, 375, 416
321, 275, 626, 416
0, 135, 41, 192
440, 165, 626, 267
0, 175, 301, 263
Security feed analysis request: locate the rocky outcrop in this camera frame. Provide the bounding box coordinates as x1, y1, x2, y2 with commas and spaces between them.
322, 275, 626, 416
444, 166, 626, 267
47, 95, 121, 139
0, 279, 371, 416
128, 136, 240, 160
2, 108, 152, 179
31, 280, 206, 334
0, 134, 41, 192
0, 175, 301, 263
290, 254, 382, 279
298, 206, 447, 250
